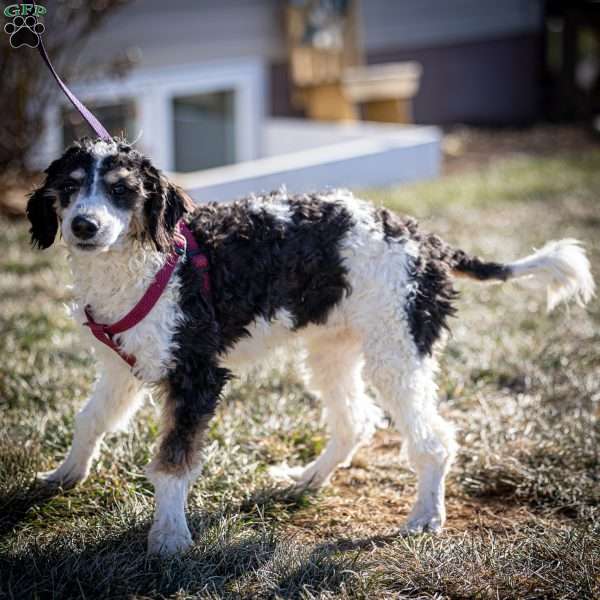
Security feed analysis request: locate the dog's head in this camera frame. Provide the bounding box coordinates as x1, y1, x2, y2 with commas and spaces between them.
27, 137, 193, 253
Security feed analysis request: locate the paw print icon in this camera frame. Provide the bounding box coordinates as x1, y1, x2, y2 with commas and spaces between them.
4, 15, 45, 49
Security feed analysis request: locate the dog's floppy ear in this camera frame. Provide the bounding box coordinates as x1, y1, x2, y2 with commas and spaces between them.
26, 142, 87, 249
142, 161, 193, 252
26, 184, 59, 249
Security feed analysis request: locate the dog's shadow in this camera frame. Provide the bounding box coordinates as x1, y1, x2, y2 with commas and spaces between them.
0, 477, 306, 534
3, 521, 373, 600
0, 480, 424, 598
0, 481, 63, 538
0, 483, 350, 599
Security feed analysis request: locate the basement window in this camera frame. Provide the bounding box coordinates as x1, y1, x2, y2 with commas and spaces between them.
172, 90, 235, 172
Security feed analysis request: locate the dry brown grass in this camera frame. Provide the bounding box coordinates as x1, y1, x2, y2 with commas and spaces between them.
1, 151, 599, 599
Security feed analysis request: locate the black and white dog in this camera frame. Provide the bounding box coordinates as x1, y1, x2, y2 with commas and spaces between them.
27, 138, 595, 555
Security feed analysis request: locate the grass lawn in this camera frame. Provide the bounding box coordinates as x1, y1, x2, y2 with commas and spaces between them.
0, 153, 599, 599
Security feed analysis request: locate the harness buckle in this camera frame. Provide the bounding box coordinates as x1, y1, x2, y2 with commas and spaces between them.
174, 228, 188, 257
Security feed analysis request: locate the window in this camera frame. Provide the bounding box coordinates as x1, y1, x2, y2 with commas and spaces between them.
40, 59, 262, 173
62, 101, 136, 145
172, 90, 235, 173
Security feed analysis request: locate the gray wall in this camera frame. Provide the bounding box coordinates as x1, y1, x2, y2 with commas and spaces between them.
360, 0, 545, 125
368, 33, 543, 125
360, 0, 543, 51
77, 0, 543, 72
76, 0, 284, 70
74, 0, 545, 126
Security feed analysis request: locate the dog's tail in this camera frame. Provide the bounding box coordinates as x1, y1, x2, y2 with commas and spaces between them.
450, 239, 595, 311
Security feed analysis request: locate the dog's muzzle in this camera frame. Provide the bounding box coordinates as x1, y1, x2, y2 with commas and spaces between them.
71, 215, 100, 240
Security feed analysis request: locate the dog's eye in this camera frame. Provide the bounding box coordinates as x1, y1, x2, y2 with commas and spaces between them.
62, 182, 79, 194
112, 184, 127, 195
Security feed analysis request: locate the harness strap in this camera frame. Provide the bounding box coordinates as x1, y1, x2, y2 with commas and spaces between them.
179, 221, 211, 296
83, 221, 210, 368
84, 317, 137, 367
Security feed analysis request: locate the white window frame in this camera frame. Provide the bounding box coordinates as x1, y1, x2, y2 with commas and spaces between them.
37, 58, 266, 172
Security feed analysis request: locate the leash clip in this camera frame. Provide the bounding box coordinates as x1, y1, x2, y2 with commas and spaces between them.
174, 228, 188, 258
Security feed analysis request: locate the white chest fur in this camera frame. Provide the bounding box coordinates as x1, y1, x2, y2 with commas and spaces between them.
69, 245, 183, 382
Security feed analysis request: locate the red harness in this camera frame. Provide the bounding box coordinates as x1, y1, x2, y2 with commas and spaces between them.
83, 221, 210, 368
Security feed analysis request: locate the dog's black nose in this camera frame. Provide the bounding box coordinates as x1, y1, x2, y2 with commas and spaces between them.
71, 215, 99, 240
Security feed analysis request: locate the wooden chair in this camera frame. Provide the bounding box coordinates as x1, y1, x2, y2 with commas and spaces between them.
285, 0, 422, 123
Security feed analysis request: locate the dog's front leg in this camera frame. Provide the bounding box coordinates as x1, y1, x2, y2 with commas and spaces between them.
146, 358, 228, 556
38, 357, 144, 488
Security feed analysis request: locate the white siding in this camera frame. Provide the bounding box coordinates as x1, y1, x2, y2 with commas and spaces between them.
75, 0, 285, 70
74, 0, 543, 72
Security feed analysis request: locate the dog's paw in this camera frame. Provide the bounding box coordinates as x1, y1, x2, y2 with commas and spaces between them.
36, 463, 88, 489
268, 463, 327, 491
147, 523, 193, 557
268, 463, 303, 482
400, 509, 444, 536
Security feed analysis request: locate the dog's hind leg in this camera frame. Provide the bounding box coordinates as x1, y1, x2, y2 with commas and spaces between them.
38, 357, 144, 488
362, 330, 456, 534
145, 357, 229, 556
269, 330, 381, 490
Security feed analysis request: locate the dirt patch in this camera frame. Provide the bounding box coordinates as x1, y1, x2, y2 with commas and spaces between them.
284, 430, 548, 544
442, 124, 600, 174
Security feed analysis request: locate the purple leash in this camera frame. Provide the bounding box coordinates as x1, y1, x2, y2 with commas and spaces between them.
37, 40, 112, 142
16, 0, 112, 142
12, 2, 112, 142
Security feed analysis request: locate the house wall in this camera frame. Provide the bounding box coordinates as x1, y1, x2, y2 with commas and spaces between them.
273, 0, 545, 125
77, 0, 543, 81
36, 59, 266, 171
359, 0, 544, 125
367, 33, 543, 125
41, 0, 547, 170
38, 0, 279, 170
74, 0, 284, 70
360, 0, 543, 51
